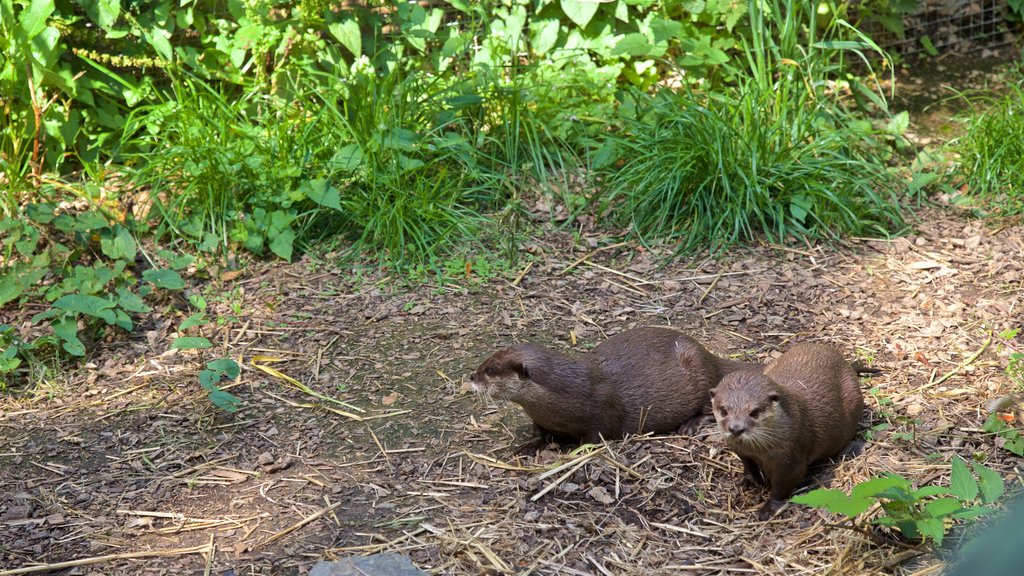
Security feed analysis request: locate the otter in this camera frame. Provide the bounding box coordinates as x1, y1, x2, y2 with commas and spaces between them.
470, 326, 754, 454
709, 343, 865, 520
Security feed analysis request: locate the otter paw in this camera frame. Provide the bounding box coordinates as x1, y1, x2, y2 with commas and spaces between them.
677, 414, 712, 435
741, 474, 766, 490
513, 438, 547, 456
755, 499, 783, 521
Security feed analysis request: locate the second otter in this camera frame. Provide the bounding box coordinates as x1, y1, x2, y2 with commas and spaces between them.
470, 326, 753, 454
709, 343, 865, 519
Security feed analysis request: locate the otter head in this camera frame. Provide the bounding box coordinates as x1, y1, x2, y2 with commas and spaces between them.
469, 345, 536, 401
709, 371, 783, 448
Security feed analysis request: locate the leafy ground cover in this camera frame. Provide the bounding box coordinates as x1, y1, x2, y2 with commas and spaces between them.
0, 200, 1021, 574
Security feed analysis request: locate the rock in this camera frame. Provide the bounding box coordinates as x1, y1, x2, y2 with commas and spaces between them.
309, 554, 427, 576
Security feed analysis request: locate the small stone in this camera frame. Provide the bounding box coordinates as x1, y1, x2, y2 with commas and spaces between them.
309, 554, 427, 576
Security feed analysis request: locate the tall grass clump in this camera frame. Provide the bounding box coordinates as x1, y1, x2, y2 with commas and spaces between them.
952, 68, 1024, 216
603, 0, 906, 253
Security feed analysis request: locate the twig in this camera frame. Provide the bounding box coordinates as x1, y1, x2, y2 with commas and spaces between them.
511, 261, 533, 287
0, 545, 210, 575
910, 336, 991, 395
697, 269, 725, 304
822, 522, 926, 552
244, 500, 344, 552
558, 242, 627, 275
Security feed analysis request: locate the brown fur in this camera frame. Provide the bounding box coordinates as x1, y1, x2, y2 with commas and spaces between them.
470, 327, 754, 454
709, 343, 865, 520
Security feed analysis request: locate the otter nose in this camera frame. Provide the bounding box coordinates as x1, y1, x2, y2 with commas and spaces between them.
728, 422, 746, 435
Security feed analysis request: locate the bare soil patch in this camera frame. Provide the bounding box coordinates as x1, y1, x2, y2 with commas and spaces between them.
1, 206, 1022, 575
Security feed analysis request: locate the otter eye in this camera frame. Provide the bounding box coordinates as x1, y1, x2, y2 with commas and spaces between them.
749, 408, 761, 418
484, 367, 495, 376
719, 407, 728, 417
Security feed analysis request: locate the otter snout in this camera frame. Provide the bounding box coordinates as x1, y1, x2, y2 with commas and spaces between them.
727, 421, 747, 436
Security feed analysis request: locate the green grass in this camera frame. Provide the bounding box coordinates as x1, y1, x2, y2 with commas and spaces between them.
599, 0, 905, 253
952, 67, 1024, 216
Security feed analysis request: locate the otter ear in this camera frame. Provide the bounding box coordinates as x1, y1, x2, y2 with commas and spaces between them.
767, 392, 780, 404
511, 360, 530, 380
708, 388, 717, 399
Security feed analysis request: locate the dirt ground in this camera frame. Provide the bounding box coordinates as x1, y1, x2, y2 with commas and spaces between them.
1, 200, 1022, 575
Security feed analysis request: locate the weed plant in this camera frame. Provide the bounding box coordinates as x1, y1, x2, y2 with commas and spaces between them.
602, 0, 905, 253
953, 67, 1024, 216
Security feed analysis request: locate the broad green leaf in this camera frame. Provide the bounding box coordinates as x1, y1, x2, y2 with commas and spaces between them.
112, 308, 132, 331
887, 111, 910, 136
613, 33, 653, 57
100, 226, 137, 260
53, 294, 116, 324
145, 27, 173, 61
329, 144, 363, 173
207, 358, 240, 378
530, 18, 560, 55
95, 0, 120, 30
924, 498, 965, 518
25, 203, 54, 223
790, 488, 873, 518
188, 293, 207, 312
972, 462, 1005, 504
268, 227, 295, 261
115, 288, 151, 313
950, 505, 995, 520
328, 19, 361, 56
171, 336, 212, 350
851, 475, 909, 499
561, 0, 599, 28
18, 0, 54, 38
52, 317, 85, 356
74, 211, 109, 231
915, 518, 945, 545
303, 179, 342, 210
207, 388, 241, 412
381, 128, 418, 152
950, 456, 978, 501
179, 313, 207, 330
143, 268, 186, 290
914, 486, 952, 498
0, 275, 22, 307
199, 368, 223, 387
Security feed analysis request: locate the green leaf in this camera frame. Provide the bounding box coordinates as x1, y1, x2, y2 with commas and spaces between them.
95, 0, 120, 30
851, 475, 910, 499
52, 317, 85, 356
887, 111, 910, 136
790, 488, 874, 518
914, 486, 952, 498
950, 456, 978, 501
145, 27, 173, 61
100, 226, 137, 260
328, 19, 361, 56
171, 336, 212, 350
950, 505, 994, 520
0, 275, 22, 307
207, 358, 240, 378
53, 294, 116, 324
925, 498, 965, 518
112, 308, 132, 331
18, 0, 54, 38
561, 0, 599, 28
613, 33, 653, 57
207, 388, 241, 412
268, 227, 295, 261
972, 462, 1005, 504
143, 269, 186, 290
115, 288, 151, 313
74, 211, 109, 231
381, 128, 418, 152
303, 179, 342, 210
530, 18, 560, 55
915, 518, 945, 545
188, 293, 207, 312
179, 313, 207, 330
329, 144, 363, 173
25, 203, 55, 223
